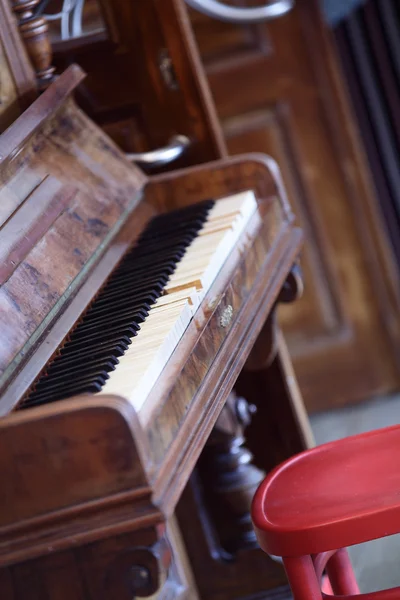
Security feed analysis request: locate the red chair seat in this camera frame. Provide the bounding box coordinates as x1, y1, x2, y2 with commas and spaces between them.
252, 424, 400, 557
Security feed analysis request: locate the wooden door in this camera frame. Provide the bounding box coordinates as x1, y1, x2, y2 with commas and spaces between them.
189, 0, 400, 411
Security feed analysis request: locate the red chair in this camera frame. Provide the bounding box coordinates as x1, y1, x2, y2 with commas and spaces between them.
251, 425, 400, 600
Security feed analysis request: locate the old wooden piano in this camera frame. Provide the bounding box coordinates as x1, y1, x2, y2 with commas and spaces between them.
0, 65, 313, 599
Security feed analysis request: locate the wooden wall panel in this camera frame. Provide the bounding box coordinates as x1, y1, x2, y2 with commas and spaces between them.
190, 0, 400, 411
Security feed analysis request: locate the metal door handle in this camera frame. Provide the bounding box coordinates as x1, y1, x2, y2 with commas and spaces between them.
126, 135, 190, 168
185, 0, 294, 24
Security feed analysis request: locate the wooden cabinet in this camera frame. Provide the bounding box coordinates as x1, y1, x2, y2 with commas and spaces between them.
189, 0, 400, 411
50, 0, 226, 168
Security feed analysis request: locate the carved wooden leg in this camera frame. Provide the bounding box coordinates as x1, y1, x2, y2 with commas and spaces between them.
197, 391, 265, 553
177, 425, 291, 600
10, 0, 56, 90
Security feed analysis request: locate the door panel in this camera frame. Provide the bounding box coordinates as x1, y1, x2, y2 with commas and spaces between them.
190, 0, 400, 411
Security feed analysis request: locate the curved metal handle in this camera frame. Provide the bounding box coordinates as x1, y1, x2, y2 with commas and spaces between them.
185, 0, 294, 24
126, 135, 190, 168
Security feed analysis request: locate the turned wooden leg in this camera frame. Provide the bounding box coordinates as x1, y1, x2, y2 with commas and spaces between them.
10, 0, 56, 90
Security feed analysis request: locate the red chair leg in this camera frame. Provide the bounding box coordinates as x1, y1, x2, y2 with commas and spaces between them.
283, 555, 323, 600
321, 575, 334, 595
326, 548, 360, 595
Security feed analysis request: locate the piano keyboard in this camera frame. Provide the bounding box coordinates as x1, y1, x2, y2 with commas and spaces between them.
21, 191, 258, 413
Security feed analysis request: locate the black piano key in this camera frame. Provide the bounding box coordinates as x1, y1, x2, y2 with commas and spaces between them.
71, 312, 145, 335
106, 272, 170, 290
138, 222, 206, 242
103, 269, 171, 289
58, 340, 129, 361
81, 297, 152, 322
82, 299, 152, 322
144, 200, 213, 226
67, 325, 139, 345
45, 349, 124, 376
125, 235, 198, 259
96, 276, 167, 300
29, 372, 111, 399
60, 335, 133, 359
22, 199, 215, 407
77, 306, 153, 331
48, 342, 128, 368
110, 246, 189, 273
140, 229, 191, 243
108, 259, 179, 282
24, 381, 105, 407
72, 309, 148, 337
33, 361, 118, 391
67, 327, 141, 348
62, 327, 139, 353
89, 284, 161, 307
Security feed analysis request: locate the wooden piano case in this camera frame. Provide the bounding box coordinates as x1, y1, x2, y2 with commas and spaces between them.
0, 66, 311, 599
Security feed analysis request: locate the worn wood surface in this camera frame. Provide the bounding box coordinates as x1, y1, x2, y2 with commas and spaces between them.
0, 65, 146, 394
0, 395, 158, 563
189, 0, 400, 411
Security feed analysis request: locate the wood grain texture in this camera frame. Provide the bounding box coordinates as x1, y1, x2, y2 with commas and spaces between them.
1, 527, 169, 600
0, 65, 147, 391
190, 0, 400, 411
0, 178, 77, 284
0, 395, 160, 567
0, 519, 198, 600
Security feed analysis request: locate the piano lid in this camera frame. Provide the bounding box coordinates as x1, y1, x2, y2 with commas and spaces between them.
0, 65, 147, 391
